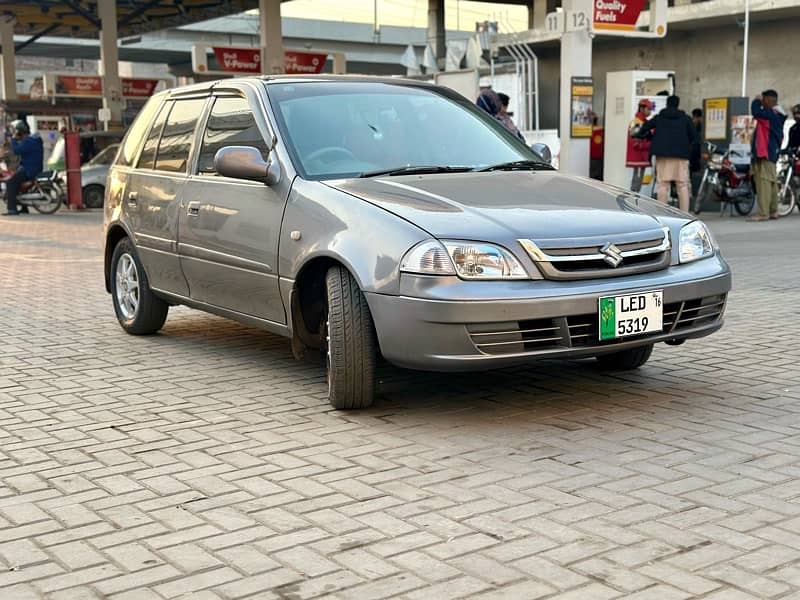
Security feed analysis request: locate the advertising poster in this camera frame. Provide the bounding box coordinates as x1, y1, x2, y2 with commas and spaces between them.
570, 76, 594, 138
705, 98, 728, 140
729, 114, 754, 164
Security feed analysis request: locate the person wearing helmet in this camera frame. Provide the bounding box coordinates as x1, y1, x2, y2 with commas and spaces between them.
3, 119, 44, 216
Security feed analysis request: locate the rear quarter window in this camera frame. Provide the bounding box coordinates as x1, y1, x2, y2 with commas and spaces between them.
115, 96, 163, 167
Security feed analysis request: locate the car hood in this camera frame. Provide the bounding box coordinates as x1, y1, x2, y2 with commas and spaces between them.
327, 170, 687, 241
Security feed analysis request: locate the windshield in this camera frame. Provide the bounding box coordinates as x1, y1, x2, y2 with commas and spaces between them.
87, 144, 119, 166
266, 81, 540, 180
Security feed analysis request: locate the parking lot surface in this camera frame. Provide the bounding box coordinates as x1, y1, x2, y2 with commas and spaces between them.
1, 210, 799, 599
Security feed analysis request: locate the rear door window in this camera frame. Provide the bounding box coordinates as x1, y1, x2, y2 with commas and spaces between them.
196, 96, 269, 175
154, 98, 206, 173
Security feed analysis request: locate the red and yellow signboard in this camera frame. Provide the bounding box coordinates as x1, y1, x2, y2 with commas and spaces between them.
593, 0, 647, 32
45, 74, 161, 98
209, 46, 328, 75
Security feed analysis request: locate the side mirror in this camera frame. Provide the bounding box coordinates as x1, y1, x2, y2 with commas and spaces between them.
214, 146, 280, 186
530, 143, 552, 165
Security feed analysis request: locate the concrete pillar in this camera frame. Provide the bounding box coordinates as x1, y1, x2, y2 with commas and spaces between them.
559, 0, 592, 176
259, 0, 285, 75
532, 0, 559, 31
98, 0, 123, 126
332, 53, 346, 74
0, 17, 16, 101
427, 0, 445, 64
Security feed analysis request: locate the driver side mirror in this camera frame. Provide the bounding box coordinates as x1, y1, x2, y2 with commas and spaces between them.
530, 143, 552, 165
214, 146, 281, 186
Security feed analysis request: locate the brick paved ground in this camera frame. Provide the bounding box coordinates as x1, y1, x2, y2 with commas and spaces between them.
1, 209, 799, 599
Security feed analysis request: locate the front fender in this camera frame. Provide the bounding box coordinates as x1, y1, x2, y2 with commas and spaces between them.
278, 179, 430, 294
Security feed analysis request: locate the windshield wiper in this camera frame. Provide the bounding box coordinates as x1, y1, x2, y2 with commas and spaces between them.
359, 165, 474, 178
475, 160, 553, 172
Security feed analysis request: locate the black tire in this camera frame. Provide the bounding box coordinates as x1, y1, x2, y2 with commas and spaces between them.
32, 183, 61, 214
778, 185, 796, 218
83, 184, 105, 209
693, 179, 709, 214
110, 237, 168, 335
734, 189, 755, 216
324, 265, 376, 409
596, 344, 653, 370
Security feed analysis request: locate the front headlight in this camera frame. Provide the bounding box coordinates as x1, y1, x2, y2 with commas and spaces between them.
401, 239, 528, 279
679, 221, 715, 263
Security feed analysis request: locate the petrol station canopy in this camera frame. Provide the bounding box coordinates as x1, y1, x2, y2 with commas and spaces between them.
3, 1, 263, 40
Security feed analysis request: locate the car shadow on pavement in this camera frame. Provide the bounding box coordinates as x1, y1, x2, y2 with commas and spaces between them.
150, 310, 704, 423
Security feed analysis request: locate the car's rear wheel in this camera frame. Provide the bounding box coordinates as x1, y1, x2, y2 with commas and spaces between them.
83, 184, 105, 209
595, 344, 653, 370
324, 265, 376, 409
111, 237, 168, 335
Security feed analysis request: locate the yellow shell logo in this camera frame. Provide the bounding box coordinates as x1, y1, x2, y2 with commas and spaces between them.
656, 25, 665, 36
199, 64, 206, 72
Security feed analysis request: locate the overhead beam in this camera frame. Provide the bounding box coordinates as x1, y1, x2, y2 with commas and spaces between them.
120, 0, 169, 26
15, 23, 59, 53
60, 0, 101, 28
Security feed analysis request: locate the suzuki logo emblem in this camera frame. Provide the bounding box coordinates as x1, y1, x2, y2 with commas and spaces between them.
600, 243, 623, 267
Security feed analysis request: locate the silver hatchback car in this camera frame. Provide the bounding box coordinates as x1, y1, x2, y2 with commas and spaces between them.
104, 76, 731, 409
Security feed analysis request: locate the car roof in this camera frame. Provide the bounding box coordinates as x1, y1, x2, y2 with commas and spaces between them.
160, 74, 438, 100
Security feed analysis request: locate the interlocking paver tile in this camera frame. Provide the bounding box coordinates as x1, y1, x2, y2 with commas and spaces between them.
2, 212, 800, 598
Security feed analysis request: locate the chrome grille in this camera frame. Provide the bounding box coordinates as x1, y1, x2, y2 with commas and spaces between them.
467, 294, 726, 356
518, 227, 671, 280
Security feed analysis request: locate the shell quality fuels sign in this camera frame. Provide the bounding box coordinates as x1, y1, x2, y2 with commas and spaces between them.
593, 0, 647, 31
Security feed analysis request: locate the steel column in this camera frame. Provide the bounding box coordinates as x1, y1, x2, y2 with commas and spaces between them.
0, 17, 16, 101
259, 0, 285, 75
98, 0, 123, 126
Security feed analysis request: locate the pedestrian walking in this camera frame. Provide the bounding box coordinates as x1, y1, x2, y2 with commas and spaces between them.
638, 95, 697, 212
748, 90, 786, 221
626, 100, 654, 192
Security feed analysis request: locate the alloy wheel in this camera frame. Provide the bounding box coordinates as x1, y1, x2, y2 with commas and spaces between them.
115, 253, 140, 320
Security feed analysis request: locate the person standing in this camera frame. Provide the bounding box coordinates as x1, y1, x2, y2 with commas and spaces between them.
749, 90, 786, 221
496, 93, 526, 142
2, 119, 44, 216
626, 100, 653, 192
638, 95, 697, 212
589, 111, 604, 180
787, 104, 800, 149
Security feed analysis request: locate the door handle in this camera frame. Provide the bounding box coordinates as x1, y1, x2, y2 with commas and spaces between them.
187, 201, 200, 217
127, 191, 138, 205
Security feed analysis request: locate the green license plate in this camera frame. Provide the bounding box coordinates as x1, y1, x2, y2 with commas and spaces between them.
599, 291, 663, 341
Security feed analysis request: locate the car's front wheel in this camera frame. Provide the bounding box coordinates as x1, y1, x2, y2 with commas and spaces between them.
111, 237, 169, 335
324, 265, 376, 409
595, 344, 653, 370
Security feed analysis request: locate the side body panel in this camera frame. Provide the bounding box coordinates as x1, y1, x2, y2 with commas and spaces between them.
177, 84, 290, 324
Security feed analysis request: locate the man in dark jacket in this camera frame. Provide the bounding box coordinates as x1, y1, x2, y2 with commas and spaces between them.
749, 90, 786, 221
787, 105, 800, 150
3, 119, 44, 216
639, 95, 697, 212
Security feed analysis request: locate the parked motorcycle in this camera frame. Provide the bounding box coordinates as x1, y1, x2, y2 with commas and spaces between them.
0, 169, 65, 214
693, 142, 755, 216
776, 147, 800, 217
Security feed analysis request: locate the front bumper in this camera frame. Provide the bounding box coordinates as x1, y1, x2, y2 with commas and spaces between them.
366, 253, 731, 371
